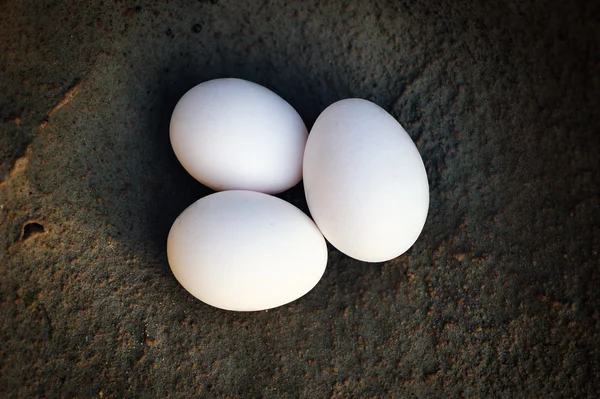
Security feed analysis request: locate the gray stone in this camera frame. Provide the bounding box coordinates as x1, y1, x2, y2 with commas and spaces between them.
1, 0, 598, 397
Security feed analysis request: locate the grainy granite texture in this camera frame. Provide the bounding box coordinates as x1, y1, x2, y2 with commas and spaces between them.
1, 0, 599, 397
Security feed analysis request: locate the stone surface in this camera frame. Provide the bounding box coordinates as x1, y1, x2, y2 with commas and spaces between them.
1, 0, 598, 397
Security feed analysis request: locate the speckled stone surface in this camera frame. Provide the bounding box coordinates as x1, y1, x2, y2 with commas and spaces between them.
1, 0, 599, 397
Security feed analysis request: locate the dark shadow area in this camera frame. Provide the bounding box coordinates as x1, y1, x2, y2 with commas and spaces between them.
20, 221, 45, 241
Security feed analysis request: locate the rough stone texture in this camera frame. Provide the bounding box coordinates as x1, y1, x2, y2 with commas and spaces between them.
1, 0, 599, 397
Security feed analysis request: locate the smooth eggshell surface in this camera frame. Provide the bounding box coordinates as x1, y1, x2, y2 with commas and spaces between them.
167, 190, 328, 311
303, 99, 429, 262
169, 78, 308, 194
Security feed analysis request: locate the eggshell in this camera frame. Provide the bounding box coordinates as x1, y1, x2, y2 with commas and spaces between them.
303, 99, 429, 262
167, 190, 328, 311
169, 78, 308, 194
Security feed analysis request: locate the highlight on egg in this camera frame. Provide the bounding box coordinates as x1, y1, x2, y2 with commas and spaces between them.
303, 98, 429, 263
167, 190, 328, 311
169, 78, 308, 194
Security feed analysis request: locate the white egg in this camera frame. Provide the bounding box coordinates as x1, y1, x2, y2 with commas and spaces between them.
167, 190, 327, 311
169, 78, 308, 194
303, 99, 429, 262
